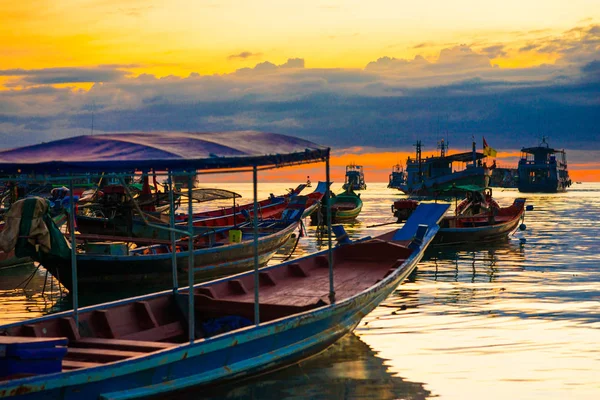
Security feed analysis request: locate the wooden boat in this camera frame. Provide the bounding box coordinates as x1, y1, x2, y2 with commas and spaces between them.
313, 189, 362, 223
392, 188, 526, 246
75, 184, 313, 241
35, 215, 302, 293
0, 203, 448, 400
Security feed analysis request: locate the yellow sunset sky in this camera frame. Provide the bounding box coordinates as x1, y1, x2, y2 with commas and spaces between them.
2, 0, 597, 75
1, 1, 599, 181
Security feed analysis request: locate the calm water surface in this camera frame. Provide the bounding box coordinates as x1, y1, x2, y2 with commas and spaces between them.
1, 182, 598, 399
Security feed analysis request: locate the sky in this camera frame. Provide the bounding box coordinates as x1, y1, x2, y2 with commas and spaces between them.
0, 1, 599, 181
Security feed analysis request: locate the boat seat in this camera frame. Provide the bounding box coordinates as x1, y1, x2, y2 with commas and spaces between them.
119, 321, 186, 342
193, 294, 324, 322
72, 338, 175, 352
62, 360, 104, 371
66, 347, 146, 362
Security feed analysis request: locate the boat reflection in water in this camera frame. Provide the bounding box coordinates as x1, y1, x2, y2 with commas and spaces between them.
422, 238, 527, 283
175, 333, 431, 400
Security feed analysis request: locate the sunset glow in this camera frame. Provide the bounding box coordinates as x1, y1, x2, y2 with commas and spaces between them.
0, 1, 598, 179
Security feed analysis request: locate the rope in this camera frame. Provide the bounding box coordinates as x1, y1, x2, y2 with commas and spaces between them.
282, 219, 304, 262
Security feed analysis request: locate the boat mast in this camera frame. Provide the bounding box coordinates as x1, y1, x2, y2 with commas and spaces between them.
437, 138, 447, 158
415, 140, 422, 181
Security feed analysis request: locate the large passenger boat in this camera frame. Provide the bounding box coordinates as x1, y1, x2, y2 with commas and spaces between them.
518, 138, 571, 193
393, 140, 490, 197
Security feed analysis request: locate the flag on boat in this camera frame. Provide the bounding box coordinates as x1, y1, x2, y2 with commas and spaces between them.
483, 137, 497, 157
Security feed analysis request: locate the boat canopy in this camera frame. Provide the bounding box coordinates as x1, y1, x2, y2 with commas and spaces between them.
0, 131, 329, 174
444, 151, 486, 163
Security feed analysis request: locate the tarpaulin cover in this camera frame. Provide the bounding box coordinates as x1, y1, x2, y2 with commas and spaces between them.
177, 188, 242, 203
0, 131, 329, 174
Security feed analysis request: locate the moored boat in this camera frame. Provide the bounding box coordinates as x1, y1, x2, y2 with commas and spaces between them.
395, 139, 491, 197
0, 202, 448, 400
342, 164, 367, 191
392, 188, 526, 246
518, 137, 571, 193
312, 188, 362, 223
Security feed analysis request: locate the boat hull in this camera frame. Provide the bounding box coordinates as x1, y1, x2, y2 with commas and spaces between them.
41, 222, 299, 293
433, 200, 525, 246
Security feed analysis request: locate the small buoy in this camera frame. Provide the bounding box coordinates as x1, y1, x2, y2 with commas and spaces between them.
526, 205, 534, 211
519, 224, 527, 231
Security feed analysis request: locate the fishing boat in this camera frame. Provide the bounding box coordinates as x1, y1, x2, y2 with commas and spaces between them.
387, 164, 406, 189
75, 183, 325, 241
312, 189, 362, 223
41, 215, 302, 293
518, 137, 571, 193
394, 139, 491, 197
0, 130, 448, 399
0, 202, 447, 400
342, 164, 367, 191
392, 188, 526, 246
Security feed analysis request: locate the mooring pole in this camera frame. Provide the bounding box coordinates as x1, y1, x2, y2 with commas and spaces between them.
187, 172, 195, 342
68, 176, 79, 329
253, 165, 260, 325
168, 171, 178, 293
326, 157, 335, 304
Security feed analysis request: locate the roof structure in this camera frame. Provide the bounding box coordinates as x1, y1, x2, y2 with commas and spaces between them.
0, 131, 329, 174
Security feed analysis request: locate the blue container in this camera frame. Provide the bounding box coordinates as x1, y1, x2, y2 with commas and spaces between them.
0, 338, 68, 378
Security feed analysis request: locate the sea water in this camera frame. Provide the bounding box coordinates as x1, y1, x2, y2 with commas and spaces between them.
1, 182, 598, 399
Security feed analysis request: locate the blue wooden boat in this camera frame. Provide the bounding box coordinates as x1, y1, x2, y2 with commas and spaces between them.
0, 202, 448, 399
518, 138, 571, 193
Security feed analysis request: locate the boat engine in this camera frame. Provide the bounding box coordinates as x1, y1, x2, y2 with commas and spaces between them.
392, 199, 419, 222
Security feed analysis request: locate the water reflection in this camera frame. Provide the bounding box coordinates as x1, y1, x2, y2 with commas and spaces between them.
175, 333, 431, 400
0, 263, 64, 324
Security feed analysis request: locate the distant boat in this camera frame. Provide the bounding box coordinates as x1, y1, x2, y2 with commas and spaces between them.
518, 138, 571, 193
393, 140, 491, 197
312, 189, 363, 223
342, 164, 367, 191
387, 164, 406, 189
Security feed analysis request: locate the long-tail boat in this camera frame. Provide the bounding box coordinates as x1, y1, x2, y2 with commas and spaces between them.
38, 214, 303, 293
74, 183, 326, 241
392, 188, 526, 246
0, 202, 448, 399
313, 188, 363, 223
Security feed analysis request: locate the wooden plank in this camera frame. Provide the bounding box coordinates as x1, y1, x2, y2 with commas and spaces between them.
67, 347, 145, 362
0, 336, 67, 345
119, 321, 185, 342
62, 360, 104, 370
72, 338, 174, 352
